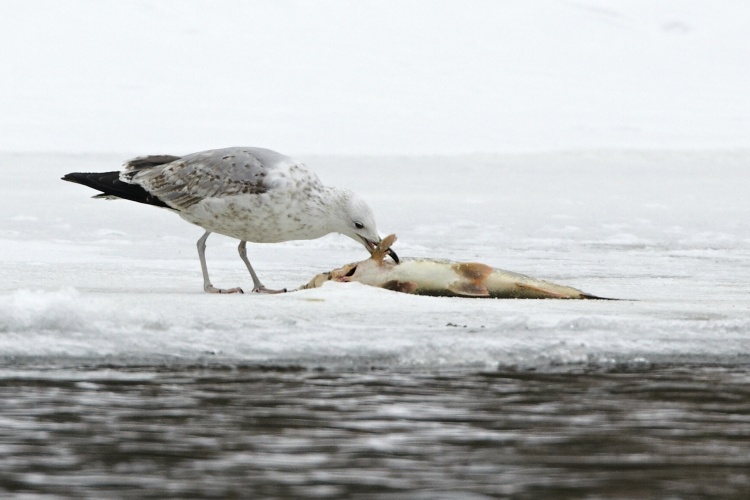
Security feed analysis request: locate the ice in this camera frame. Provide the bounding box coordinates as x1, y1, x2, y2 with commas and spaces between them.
1, 151, 749, 371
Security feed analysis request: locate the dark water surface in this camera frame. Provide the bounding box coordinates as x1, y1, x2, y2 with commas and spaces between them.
1, 365, 749, 499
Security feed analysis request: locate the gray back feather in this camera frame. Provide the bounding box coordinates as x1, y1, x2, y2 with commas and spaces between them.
123, 155, 182, 173
123, 147, 315, 211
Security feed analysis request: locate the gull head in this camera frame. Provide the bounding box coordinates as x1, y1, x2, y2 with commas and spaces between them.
332, 189, 399, 263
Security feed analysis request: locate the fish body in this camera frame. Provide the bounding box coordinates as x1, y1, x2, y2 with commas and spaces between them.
301, 235, 608, 299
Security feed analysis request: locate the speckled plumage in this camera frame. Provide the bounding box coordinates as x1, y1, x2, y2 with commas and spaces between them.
124, 147, 339, 243
64, 147, 395, 293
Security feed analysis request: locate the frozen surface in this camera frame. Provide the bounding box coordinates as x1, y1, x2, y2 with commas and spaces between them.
1, 0, 749, 372
1, 151, 748, 371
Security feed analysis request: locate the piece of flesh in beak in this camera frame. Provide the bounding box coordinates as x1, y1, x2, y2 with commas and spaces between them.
360, 236, 399, 264
376, 234, 400, 263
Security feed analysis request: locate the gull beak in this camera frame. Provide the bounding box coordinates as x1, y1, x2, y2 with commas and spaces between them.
361, 237, 378, 253
386, 246, 400, 264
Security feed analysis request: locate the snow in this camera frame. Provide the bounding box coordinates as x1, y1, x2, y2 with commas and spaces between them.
0, 1, 749, 372
2, 151, 749, 371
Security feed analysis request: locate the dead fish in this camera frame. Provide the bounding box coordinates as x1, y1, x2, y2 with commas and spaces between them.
300, 235, 611, 299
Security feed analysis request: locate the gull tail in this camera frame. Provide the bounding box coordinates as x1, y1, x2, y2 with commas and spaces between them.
62, 171, 172, 209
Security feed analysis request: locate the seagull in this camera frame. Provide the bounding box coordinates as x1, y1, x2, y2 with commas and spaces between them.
62, 147, 398, 294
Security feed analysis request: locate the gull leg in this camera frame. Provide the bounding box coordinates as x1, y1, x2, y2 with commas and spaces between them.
238, 240, 287, 294
197, 231, 244, 294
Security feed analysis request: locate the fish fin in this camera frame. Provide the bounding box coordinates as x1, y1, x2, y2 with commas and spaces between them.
371, 234, 398, 264
452, 262, 494, 281
381, 280, 419, 294
448, 282, 491, 297
515, 283, 571, 299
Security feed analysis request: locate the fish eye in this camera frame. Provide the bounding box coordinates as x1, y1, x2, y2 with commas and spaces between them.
354, 221, 365, 230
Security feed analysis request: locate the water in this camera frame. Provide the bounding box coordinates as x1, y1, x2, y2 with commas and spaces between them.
1, 364, 749, 499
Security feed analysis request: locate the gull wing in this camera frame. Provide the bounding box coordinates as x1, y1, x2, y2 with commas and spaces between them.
123, 147, 320, 211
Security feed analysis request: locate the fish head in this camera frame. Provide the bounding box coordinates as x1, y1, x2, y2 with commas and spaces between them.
305, 235, 398, 288
327, 235, 399, 285
297, 235, 401, 291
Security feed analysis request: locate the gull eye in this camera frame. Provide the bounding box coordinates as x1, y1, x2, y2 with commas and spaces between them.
354, 221, 365, 230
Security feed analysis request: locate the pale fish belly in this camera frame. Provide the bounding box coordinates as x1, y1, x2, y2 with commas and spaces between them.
176, 193, 326, 243
381, 260, 460, 290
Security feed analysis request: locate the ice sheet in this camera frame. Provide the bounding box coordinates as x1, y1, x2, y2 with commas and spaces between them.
1, 152, 748, 371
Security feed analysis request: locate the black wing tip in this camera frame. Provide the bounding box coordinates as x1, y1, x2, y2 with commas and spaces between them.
61, 172, 100, 187
61, 170, 172, 209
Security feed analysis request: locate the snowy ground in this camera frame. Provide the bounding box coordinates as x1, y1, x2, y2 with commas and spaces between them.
1, 1, 749, 372
1, 150, 748, 371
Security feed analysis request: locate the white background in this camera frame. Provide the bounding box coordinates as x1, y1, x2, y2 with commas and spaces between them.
2, 0, 749, 155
